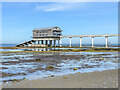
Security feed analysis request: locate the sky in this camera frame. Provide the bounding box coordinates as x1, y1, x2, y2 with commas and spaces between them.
2, 2, 118, 44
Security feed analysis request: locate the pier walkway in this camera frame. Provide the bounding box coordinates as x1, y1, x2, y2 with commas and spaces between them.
16, 34, 119, 48
60, 34, 120, 48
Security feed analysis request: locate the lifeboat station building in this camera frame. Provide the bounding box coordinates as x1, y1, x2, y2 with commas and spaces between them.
30, 26, 62, 47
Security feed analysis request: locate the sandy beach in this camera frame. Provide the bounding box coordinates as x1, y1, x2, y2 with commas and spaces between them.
2, 69, 118, 88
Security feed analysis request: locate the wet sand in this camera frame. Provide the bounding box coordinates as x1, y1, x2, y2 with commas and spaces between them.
3, 69, 118, 88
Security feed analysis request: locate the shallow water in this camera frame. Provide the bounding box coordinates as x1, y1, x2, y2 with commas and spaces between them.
1, 51, 119, 83
0, 46, 119, 52
0, 47, 87, 52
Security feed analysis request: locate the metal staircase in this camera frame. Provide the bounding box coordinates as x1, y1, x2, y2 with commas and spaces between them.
15, 40, 35, 47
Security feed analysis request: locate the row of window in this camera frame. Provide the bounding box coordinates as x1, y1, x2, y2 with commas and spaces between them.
34, 34, 61, 37
36, 31, 48, 33
53, 31, 61, 33
35, 34, 48, 36
53, 33, 61, 35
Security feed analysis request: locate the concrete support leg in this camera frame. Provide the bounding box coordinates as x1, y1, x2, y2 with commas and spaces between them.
46, 40, 48, 45
69, 37, 71, 47
58, 40, 60, 47
105, 36, 108, 48
80, 37, 82, 47
54, 40, 56, 47
60, 38, 62, 47
38, 41, 40, 44
49, 40, 50, 47
41, 40, 43, 44
92, 37, 94, 47
50, 40, 52, 47
34, 41, 36, 44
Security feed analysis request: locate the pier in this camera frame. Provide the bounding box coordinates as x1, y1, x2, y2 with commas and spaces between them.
16, 27, 119, 48
60, 34, 119, 48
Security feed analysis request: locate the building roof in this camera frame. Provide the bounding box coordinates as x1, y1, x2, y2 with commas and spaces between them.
33, 26, 62, 31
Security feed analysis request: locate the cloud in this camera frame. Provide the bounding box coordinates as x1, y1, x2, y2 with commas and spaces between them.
36, 2, 84, 12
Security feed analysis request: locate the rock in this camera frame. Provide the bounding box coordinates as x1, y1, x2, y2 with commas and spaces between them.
47, 66, 54, 68
35, 59, 41, 61
48, 75, 54, 77
73, 68, 77, 71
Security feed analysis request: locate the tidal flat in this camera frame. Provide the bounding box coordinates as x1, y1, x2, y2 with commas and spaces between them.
1, 50, 119, 87
0, 47, 119, 88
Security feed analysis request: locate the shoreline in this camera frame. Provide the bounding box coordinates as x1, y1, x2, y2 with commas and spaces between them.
0, 47, 119, 53
1, 50, 119, 54
2, 69, 118, 88
0, 46, 119, 49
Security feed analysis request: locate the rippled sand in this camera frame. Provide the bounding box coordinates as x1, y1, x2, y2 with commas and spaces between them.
3, 69, 118, 88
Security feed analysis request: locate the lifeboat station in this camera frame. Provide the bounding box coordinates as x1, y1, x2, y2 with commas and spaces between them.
16, 26, 62, 47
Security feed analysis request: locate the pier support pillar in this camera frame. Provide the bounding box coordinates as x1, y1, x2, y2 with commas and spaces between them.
54, 40, 56, 47
105, 36, 108, 48
80, 37, 82, 47
92, 37, 94, 47
50, 40, 52, 47
45, 40, 48, 46
34, 41, 36, 44
41, 40, 43, 44
60, 38, 62, 47
69, 37, 72, 47
58, 40, 60, 47
38, 41, 40, 44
